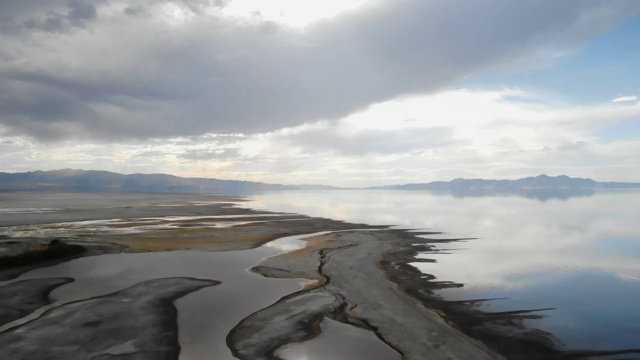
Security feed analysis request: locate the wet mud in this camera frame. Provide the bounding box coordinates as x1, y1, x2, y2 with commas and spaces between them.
0, 278, 73, 326
0, 277, 219, 360
2, 193, 637, 359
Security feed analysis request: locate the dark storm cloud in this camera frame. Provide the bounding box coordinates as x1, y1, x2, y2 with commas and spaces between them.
68, 0, 98, 23
1, 0, 101, 33
0, 0, 639, 141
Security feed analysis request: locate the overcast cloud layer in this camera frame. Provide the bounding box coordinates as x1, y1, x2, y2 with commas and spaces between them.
1, 0, 640, 185
2, 0, 639, 140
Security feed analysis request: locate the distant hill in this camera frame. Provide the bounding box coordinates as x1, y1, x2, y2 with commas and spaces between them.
1, 171, 638, 198
369, 174, 640, 200
0, 169, 341, 194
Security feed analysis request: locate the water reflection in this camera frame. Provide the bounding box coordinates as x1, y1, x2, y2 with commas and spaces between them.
12, 249, 302, 360
431, 187, 596, 201
277, 318, 400, 360
244, 190, 640, 351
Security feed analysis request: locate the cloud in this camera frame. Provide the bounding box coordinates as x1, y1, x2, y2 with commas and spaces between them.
2, 88, 640, 185
1, 0, 639, 141
179, 148, 241, 160
612, 95, 638, 103
1, 0, 103, 34
277, 123, 454, 156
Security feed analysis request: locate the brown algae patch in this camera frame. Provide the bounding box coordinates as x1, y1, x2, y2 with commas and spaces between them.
97, 217, 381, 252
110, 234, 286, 251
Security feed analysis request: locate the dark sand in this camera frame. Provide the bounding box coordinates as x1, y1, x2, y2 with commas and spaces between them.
240, 230, 501, 360
0, 277, 218, 359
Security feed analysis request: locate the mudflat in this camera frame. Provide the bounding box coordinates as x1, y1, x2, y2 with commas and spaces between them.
0, 192, 590, 359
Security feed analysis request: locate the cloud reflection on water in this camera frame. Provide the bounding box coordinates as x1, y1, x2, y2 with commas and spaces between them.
245, 189, 640, 350
246, 190, 640, 287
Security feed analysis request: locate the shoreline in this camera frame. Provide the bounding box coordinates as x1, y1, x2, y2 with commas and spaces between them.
240, 230, 502, 360
1, 193, 638, 359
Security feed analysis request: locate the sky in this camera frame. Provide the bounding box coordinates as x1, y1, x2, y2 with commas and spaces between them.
1, 0, 640, 187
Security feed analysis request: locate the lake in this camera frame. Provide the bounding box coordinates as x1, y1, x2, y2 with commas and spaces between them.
1, 189, 639, 356
245, 189, 640, 352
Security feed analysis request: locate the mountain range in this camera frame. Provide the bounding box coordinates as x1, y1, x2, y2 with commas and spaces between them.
372, 174, 639, 190
0, 169, 338, 194
369, 174, 640, 200
0, 170, 638, 197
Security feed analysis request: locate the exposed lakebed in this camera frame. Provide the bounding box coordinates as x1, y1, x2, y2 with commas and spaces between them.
1, 191, 638, 359
246, 189, 640, 357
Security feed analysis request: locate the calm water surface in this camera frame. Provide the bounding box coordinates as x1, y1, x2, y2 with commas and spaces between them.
0, 192, 400, 360
2, 191, 639, 354
245, 190, 640, 351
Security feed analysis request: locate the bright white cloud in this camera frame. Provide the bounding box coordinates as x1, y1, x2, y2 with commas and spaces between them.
222, 0, 371, 27
612, 95, 638, 103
